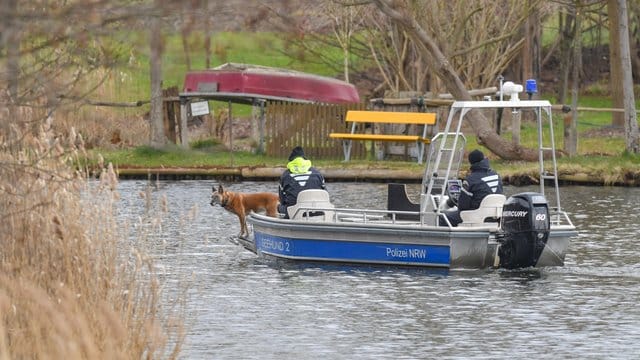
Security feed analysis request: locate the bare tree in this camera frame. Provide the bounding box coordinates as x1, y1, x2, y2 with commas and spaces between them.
258, 1, 369, 79
204, 1, 213, 68
567, 1, 581, 156
556, 7, 575, 104
360, 10, 425, 94
0, 1, 149, 139
613, 0, 639, 153
149, 1, 166, 148
325, 2, 366, 83
362, 1, 546, 95
522, 0, 542, 86
608, 0, 625, 127
179, 1, 197, 71
630, 1, 640, 78
371, 0, 539, 160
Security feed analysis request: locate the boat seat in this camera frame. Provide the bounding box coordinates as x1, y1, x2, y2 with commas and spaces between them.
459, 194, 506, 227
287, 189, 335, 221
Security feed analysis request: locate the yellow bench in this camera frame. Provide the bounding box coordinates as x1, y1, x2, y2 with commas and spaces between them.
329, 110, 437, 163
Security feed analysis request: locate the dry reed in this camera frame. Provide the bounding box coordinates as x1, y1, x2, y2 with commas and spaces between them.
54, 106, 150, 149
0, 104, 184, 359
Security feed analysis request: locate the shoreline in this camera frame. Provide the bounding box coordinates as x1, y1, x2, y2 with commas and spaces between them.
114, 167, 638, 186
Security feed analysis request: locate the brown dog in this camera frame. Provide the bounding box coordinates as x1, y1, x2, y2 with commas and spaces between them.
210, 184, 279, 237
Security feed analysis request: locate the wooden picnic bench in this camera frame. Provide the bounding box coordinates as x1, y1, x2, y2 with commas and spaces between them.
329, 110, 437, 163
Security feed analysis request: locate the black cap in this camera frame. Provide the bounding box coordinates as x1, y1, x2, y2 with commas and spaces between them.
288, 146, 305, 161
468, 149, 484, 164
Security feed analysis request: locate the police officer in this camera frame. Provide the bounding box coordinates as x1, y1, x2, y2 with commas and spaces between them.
278, 146, 326, 218
440, 149, 503, 226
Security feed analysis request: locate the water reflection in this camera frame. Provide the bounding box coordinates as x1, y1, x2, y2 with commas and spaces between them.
114, 181, 640, 360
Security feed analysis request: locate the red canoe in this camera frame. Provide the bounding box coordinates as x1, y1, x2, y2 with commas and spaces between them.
182, 63, 360, 104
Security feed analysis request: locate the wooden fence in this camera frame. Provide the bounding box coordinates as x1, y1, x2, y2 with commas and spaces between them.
264, 101, 446, 161
265, 102, 367, 160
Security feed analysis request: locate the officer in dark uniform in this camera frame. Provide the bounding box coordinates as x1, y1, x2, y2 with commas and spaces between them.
440, 149, 504, 226
278, 146, 326, 218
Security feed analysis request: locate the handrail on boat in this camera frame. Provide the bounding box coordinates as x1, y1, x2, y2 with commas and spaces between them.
287, 206, 573, 228
287, 206, 464, 229
550, 209, 574, 227
288, 206, 423, 224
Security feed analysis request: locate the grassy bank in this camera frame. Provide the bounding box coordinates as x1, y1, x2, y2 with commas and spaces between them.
86, 142, 640, 186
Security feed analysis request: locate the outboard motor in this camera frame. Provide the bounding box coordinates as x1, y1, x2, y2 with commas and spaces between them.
498, 192, 550, 269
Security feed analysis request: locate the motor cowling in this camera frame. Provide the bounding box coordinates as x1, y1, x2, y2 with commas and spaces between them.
498, 192, 550, 269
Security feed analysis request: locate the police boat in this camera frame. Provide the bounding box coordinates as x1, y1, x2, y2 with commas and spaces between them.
245, 82, 577, 269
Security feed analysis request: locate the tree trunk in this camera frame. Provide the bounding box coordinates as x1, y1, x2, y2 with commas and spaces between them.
616, 0, 639, 153
149, 3, 166, 148
204, 2, 212, 69
373, 0, 538, 160
343, 46, 350, 83
520, 1, 541, 144
629, 1, 640, 79
567, 2, 581, 156
181, 28, 191, 71
204, 33, 212, 69
522, 1, 541, 85
558, 11, 574, 105
608, 0, 625, 127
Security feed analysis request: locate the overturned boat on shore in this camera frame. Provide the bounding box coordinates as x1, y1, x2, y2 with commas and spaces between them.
245, 95, 577, 269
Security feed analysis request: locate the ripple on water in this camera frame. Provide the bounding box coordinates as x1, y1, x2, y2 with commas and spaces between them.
113, 181, 640, 360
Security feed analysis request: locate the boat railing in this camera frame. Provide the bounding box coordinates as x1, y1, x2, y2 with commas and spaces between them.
289, 206, 423, 224
287, 206, 499, 232
550, 208, 575, 227
288, 203, 574, 228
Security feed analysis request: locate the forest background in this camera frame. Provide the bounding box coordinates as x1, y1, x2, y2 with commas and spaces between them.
0, 1, 639, 359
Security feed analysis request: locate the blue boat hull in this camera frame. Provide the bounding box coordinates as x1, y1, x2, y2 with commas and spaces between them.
254, 232, 451, 267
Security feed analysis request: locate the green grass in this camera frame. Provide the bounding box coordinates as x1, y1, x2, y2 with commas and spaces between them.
190, 138, 221, 150
90, 144, 429, 170
95, 145, 278, 168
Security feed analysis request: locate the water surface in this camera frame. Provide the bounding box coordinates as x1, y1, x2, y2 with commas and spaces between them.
115, 180, 640, 360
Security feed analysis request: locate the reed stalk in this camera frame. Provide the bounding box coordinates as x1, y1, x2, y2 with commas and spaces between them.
0, 104, 184, 359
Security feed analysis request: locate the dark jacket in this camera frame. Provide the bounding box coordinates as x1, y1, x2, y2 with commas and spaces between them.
457, 158, 503, 211
278, 156, 326, 215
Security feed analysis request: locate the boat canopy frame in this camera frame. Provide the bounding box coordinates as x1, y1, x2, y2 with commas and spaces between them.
420, 100, 573, 227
